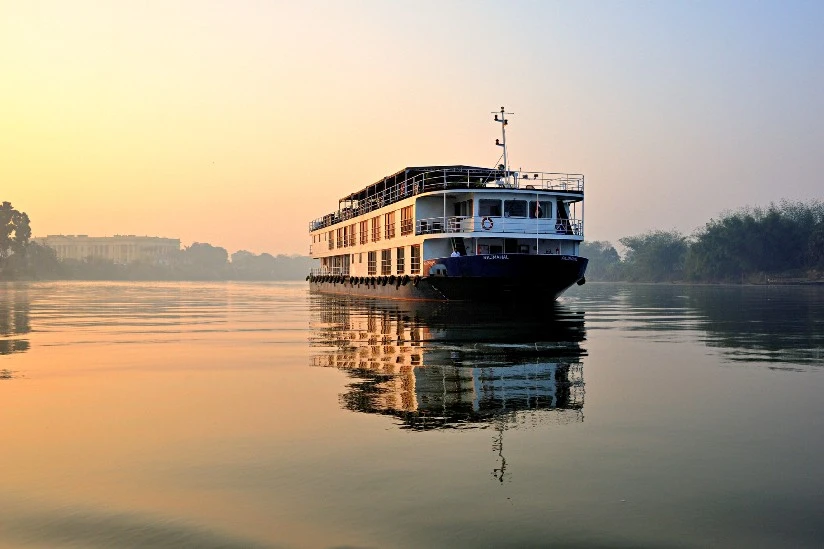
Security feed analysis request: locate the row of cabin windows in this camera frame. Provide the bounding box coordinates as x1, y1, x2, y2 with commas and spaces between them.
365, 245, 419, 276
313, 198, 553, 244
314, 200, 556, 249
319, 206, 414, 250
478, 199, 553, 219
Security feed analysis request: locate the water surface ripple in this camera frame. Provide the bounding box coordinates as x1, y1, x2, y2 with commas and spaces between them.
0, 281, 822, 548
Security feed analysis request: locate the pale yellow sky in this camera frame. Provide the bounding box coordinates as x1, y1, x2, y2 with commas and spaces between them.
2, 1, 822, 254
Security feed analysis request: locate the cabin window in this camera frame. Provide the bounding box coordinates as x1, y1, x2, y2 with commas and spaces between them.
528, 201, 552, 219
396, 247, 405, 275
348, 224, 356, 246
479, 199, 502, 217
359, 220, 369, 244
400, 206, 413, 236
504, 200, 527, 218
337, 228, 345, 248
384, 211, 395, 239
371, 216, 381, 242
328, 230, 334, 250
368, 251, 377, 275
359, 253, 363, 264
410, 244, 420, 275
381, 249, 391, 275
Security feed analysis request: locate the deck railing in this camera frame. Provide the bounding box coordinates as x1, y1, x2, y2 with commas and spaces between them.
310, 267, 348, 276
309, 168, 584, 231
416, 216, 583, 236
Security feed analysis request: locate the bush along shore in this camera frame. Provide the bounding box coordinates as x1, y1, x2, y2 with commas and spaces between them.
582, 200, 824, 283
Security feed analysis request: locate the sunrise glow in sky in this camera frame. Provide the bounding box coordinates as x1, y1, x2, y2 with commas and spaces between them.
2, 1, 823, 255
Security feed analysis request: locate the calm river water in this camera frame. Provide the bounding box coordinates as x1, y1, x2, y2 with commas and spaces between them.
1, 281, 823, 548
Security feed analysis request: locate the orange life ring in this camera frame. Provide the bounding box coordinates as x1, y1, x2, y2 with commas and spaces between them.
481, 217, 494, 230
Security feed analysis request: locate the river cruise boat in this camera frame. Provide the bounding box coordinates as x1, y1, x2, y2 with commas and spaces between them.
308, 108, 588, 301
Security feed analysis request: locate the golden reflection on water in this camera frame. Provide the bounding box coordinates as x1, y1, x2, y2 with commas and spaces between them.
0, 283, 30, 356
0, 282, 337, 549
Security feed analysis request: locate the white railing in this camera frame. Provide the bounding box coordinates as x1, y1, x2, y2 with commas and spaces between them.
309, 167, 584, 231
310, 267, 347, 276
416, 216, 583, 236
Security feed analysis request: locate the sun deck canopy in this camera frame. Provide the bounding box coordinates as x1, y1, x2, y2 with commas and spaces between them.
309, 165, 583, 232
339, 165, 508, 204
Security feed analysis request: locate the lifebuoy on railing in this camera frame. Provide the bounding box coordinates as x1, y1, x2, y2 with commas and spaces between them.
481, 217, 494, 230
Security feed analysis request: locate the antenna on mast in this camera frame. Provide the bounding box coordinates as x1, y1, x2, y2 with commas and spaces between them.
492, 106, 514, 182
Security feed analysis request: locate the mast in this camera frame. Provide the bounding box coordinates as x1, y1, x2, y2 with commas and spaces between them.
493, 106, 514, 184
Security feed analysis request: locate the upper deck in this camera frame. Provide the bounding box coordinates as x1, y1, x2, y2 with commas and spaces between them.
309, 165, 584, 232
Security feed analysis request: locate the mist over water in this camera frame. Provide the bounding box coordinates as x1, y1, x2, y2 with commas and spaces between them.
1, 281, 822, 548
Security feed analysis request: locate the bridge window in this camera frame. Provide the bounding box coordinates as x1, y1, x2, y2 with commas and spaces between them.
479, 199, 501, 217
504, 200, 527, 218
529, 201, 552, 219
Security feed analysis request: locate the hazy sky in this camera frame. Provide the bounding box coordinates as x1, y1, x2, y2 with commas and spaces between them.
3, 0, 823, 255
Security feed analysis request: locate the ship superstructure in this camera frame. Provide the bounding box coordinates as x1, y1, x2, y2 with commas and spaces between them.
308, 108, 587, 301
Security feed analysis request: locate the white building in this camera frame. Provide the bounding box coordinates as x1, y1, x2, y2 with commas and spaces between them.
34, 235, 180, 264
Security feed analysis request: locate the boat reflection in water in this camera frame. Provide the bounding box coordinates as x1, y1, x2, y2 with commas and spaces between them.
309, 295, 587, 432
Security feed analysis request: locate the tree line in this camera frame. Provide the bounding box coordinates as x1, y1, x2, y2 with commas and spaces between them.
5, 199, 823, 283
0, 202, 313, 281
582, 200, 824, 283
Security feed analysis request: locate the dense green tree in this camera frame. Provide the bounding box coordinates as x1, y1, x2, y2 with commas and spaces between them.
231, 250, 276, 279
807, 223, 824, 269
0, 202, 31, 260
579, 240, 622, 281
12, 212, 31, 254
230, 251, 315, 280
619, 230, 688, 282
0, 202, 34, 278
184, 243, 228, 267
176, 242, 230, 279
17, 242, 62, 279
0, 202, 13, 258
686, 201, 824, 280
